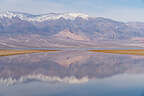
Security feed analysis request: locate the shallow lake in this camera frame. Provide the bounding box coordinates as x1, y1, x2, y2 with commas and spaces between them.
0, 50, 144, 96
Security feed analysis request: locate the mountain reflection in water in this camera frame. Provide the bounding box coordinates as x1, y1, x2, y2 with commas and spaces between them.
0, 50, 144, 96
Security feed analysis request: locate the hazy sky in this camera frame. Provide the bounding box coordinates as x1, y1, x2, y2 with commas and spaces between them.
0, 0, 144, 21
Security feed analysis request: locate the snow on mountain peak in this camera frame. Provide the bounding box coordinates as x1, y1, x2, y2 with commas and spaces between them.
0, 11, 89, 22
25, 12, 89, 22
62, 13, 89, 19
0, 11, 27, 19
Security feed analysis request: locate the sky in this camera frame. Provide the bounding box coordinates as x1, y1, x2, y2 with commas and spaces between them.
0, 0, 144, 22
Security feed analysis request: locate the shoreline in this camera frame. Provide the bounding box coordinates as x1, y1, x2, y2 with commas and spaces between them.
0, 49, 144, 57
89, 49, 144, 56
0, 49, 60, 56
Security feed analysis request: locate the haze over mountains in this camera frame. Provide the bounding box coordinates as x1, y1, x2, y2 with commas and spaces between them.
0, 11, 144, 48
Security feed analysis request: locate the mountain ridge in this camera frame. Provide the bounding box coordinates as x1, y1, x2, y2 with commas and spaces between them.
0, 11, 144, 48
0, 11, 89, 22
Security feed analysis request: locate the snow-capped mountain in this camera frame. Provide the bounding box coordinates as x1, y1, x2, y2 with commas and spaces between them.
0, 11, 89, 22
0, 11, 144, 48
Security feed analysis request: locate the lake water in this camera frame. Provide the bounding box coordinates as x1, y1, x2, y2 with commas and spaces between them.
0, 50, 144, 96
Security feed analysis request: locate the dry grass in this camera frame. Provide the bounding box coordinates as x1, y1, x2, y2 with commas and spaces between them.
89, 49, 144, 56
0, 49, 60, 56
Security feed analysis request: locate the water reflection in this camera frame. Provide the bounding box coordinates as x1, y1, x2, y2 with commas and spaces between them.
0, 50, 144, 96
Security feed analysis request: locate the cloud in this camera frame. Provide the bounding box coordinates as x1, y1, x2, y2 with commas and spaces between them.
0, 0, 144, 21
0, 0, 67, 14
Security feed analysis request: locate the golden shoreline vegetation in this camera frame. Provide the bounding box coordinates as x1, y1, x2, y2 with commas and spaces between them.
0, 49, 144, 57
89, 49, 144, 56
0, 49, 60, 56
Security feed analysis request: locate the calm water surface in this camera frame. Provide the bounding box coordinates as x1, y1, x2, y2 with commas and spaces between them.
0, 50, 144, 96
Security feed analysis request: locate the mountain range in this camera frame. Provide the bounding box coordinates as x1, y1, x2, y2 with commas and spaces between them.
0, 11, 144, 48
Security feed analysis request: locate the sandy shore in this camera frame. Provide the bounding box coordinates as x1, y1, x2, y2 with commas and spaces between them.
89, 49, 144, 56
0, 49, 59, 56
